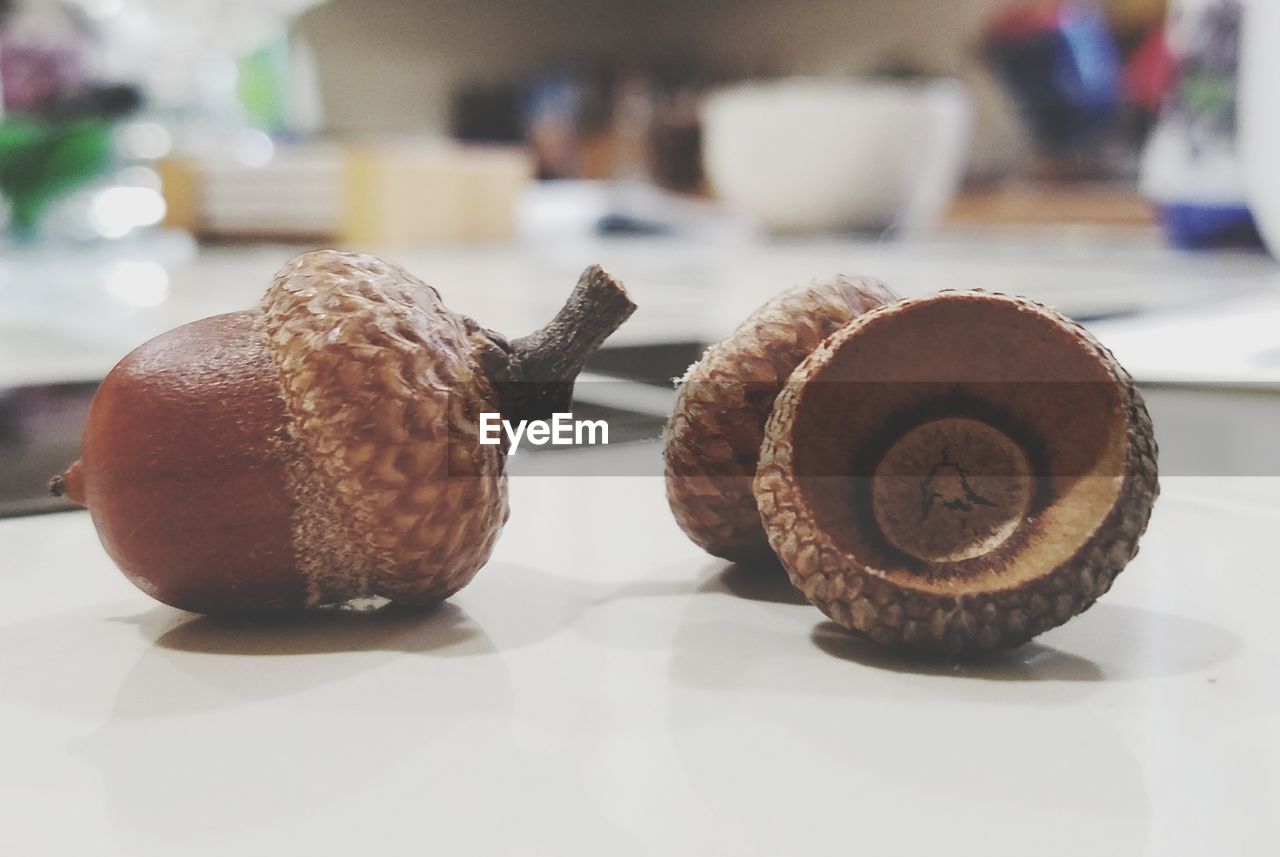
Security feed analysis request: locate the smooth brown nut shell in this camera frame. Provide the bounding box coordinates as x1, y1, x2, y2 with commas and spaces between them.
754, 291, 1159, 655
80, 311, 308, 612
664, 276, 896, 563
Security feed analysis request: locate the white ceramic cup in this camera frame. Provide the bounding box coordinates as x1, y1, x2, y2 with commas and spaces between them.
700, 78, 972, 235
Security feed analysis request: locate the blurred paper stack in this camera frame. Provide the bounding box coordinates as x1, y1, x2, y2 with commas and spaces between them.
159, 140, 532, 244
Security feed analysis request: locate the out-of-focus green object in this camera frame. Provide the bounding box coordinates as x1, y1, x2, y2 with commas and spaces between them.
239, 38, 290, 134
237, 33, 324, 138
0, 117, 114, 239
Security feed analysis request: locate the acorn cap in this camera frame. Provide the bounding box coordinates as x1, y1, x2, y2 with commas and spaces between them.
261, 250, 508, 605
664, 275, 896, 562
754, 291, 1159, 655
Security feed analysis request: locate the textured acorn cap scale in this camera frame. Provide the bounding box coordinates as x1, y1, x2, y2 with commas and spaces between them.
754, 291, 1159, 655
664, 275, 896, 563
259, 251, 512, 605
54, 251, 634, 614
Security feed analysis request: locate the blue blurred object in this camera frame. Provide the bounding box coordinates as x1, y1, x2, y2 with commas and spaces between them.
1156, 202, 1262, 249
522, 73, 585, 179
985, 1, 1123, 152
1139, 0, 1264, 251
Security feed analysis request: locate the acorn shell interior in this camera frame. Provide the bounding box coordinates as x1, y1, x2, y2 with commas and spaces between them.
787, 293, 1128, 596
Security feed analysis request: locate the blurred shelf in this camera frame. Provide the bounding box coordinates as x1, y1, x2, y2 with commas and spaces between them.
946, 183, 1155, 227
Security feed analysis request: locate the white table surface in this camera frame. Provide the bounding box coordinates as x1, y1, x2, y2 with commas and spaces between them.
3, 228, 1279, 854
3, 227, 1280, 388
2, 450, 1278, 856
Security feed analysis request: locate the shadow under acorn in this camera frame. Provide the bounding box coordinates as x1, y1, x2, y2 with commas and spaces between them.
691, 561, 1239, 683
149, 600, 493, 658
809, 620, 1106, 681
702, 558, 810, 606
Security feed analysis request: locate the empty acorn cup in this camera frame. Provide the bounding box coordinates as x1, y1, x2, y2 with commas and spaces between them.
754, 291, 1159, 655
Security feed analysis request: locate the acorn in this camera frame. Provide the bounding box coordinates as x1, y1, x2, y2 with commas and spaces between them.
754, 291, 1159, 655
664, 275, 896, 562
50, 251, 635, 613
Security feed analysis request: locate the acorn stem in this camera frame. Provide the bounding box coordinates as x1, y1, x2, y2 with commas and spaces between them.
498, 265, 635, 422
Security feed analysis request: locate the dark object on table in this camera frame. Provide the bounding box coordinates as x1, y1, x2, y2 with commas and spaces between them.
453, 84, 524, 144
0, 383, 96, 518
984, 1, 1123, 154
45, 83, 143, 123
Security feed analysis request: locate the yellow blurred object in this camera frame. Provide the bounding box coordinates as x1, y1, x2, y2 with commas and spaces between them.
156, 141, 532, 244
156, 158, 201, 234
344, 143, 531, 244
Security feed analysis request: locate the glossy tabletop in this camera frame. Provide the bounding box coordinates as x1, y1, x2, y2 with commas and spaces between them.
2, 449, 1277, 856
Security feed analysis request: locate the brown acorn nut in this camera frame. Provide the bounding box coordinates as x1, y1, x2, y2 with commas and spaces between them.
51, 251, 635, 613
664, 276, 896, 562
754, 291, 1159, 655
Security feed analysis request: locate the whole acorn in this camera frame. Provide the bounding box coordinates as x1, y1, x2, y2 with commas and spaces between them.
754, 291, 1159, 655
664, 275, 896, 563
52, 251, 634, 613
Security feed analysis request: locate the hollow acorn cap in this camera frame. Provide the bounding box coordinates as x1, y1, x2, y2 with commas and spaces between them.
754, 291, 1159, 655
664, 275, 896, 562
261, 250, 508, 606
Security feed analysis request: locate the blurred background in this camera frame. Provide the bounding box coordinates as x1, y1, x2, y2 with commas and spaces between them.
2, 0, 1279, 513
